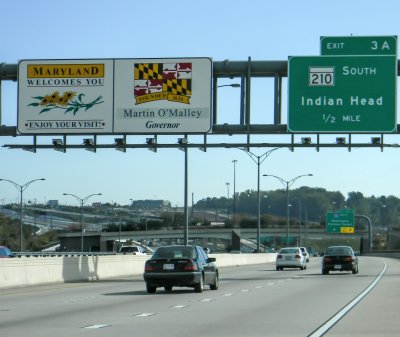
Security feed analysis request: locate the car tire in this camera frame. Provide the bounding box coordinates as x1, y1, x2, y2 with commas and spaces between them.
194, 275, 204, 293
146, 284, 156, 294
352, 266, 358, 274
276, 266, 280, 271
210, 273, 219, 290
164, 285, 173, 291
322, 268, 329, 275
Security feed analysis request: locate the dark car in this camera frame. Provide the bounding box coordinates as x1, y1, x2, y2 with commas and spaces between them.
322, 245, 358, 275
143, 245, 219, 293
0, 246, 15, 258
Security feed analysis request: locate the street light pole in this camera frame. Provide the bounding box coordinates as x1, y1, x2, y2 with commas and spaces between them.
63, 193, 102, 252
298, 198, 302, 246
232, 159, 237, 218
0, 178, 45, 251
286, 184, 290, 246
263, 174, 313, 246
240, 148, 281, 252
226, 182, 230, 221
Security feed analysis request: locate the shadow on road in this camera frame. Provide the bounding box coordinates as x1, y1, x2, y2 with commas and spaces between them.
103, 288, 200, 296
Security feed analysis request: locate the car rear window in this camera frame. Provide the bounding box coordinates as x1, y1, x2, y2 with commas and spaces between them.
326, 247, 352, 255
120, 247, 139, 252
153, 246, 195, 259
279, 248, 299, 254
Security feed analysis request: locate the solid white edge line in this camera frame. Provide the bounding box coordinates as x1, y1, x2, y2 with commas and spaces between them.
308, 263, 387, 337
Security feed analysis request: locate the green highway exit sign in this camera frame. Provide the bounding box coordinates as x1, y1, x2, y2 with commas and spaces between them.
326, 209, 355, 234
321, 36, 397, 56
288, 55, 397, 132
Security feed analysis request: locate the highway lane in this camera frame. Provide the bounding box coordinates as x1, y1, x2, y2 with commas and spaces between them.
324, 257, 400, 337
0, 256, 397, 337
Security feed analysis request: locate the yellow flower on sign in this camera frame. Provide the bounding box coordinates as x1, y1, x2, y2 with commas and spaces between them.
29, 92, 103, 115
40, 91, 60, 106
63, 91, 77, 101
40, 91, 77, 106
58, 91, 77, 106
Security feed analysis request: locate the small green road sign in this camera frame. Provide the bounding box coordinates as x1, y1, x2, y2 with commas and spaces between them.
321, 36, 397, 56
288, 55, 397, 132
326, 209, 355, 234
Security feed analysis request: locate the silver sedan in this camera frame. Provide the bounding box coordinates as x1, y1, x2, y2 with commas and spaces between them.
276, 247, 307, 270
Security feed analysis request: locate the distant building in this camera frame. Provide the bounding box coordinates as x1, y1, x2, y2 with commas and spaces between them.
131, 199, 171, 209
47, 200, 59, 207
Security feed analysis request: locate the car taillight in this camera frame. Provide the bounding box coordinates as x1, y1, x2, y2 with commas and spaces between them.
145, 262, 154, 271
343, 256, 353, 262
277, 255, 282, 259
184, 260, 198, 271
324, 257, 333, 263
295, 254, 301, 259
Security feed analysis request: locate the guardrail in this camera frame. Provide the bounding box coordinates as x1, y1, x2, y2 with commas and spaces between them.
13, 251, 118, 258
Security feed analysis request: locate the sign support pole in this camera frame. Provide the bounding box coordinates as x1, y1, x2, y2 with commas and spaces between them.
183, 141, 189, 246
355, 215, 372, 252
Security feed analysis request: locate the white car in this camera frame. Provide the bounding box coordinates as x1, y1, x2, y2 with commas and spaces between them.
300, 247, 310, 262
119, 246, 147, 255
276, 247, 307, 271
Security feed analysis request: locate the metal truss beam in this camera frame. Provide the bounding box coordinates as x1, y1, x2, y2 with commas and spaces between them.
3, 141, 397, 152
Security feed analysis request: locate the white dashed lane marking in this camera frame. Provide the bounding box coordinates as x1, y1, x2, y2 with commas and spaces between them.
65, 296, 96, 303
134, 313, 157, 317
128, 281, 292, 321
171, 304, 190, 309
83, 324, 110, 329
77, 280, 302, 330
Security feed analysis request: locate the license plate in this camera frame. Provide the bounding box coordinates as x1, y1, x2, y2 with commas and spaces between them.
285, 256, 292, 260
163, 264, 174, 270
334, 264, 341, 270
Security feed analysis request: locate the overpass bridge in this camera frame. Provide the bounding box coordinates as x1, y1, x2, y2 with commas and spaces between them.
58, 227, 369, 253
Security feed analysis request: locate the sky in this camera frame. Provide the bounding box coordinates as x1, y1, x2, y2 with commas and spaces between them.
1, 0, 400, 207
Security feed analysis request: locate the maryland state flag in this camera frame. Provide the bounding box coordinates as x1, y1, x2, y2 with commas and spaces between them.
134, 63, 192, 105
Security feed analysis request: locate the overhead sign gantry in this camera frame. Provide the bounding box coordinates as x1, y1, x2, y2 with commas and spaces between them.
1, 35, 399, 151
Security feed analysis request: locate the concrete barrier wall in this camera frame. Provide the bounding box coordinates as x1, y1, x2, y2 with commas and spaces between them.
209, 253, 276, 267
0, 253, 277, 289
365, 251, 400, 259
